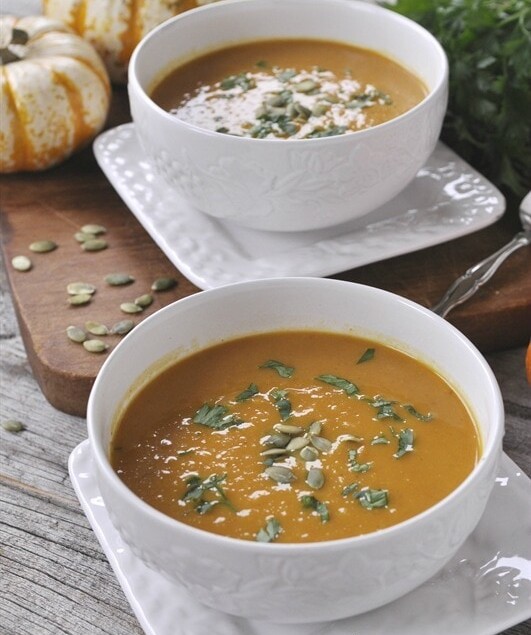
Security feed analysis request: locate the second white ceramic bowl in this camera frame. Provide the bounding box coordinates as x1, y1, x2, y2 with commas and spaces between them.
87, 278, 503, 623
128, 0, 448, 231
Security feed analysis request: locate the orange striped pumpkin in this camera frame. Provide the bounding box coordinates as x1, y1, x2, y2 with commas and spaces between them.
43, 0, 222, 84
0, 15, 110, 173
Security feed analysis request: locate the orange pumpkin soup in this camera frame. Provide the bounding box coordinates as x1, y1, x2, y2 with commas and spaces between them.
110, 330, 479, 543
150, 39, 427, 139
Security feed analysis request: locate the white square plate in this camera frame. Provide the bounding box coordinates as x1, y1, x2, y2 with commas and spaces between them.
93, 124, 505, 290
70, 441, 531, 635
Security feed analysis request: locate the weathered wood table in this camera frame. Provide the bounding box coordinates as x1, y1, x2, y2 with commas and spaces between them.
1, 2, 530, 632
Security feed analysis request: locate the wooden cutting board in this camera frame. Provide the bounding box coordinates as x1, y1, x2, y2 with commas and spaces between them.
1, 88, 530, 417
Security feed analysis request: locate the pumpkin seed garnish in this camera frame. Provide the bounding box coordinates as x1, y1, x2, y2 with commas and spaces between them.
74, 231, 96, 243
306, 467, 325, 490
1, 419, 25, 433
262, 433, 290, 448
105, 272, 135, 286
260, 448, 289, 457
82, 238, 108, 252
286, 436, 309, 452
308, 420, 322, 436
151, 277, 177, 292
310, 435, 333, 453
11, 255, 32, 271
134, 293, 153, 308
81, 223, 106, 235
83, 339, 108, 353
120, 302, 143, 314
66, 325, 87, 343
29, 240, 57, 253
264, 465, 296, 484
273, 423, 304, 435
67, 282, 96, 295
68, 293, 92, 306
300, 446, 319, 462
85, 321, 109, 336
110, 319, 135, 336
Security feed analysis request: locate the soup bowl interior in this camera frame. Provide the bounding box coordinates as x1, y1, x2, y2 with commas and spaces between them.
128, 0, 448, 231
87, 278, 503, 623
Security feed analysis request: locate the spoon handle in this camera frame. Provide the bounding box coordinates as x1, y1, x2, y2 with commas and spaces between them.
431, 230, 531, 318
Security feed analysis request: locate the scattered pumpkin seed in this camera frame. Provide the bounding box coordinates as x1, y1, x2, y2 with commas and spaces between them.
134, 293, 153, 308
68, 293, 92, 306
262, 433, 291, 448
1, 419, 25, 433
74, 231, 96, 243
151, 277, 177, 292
29, 240, 57, 253
105, 272, 135, 286
264, 465, 296, 484
273, 423, 304, 435
286, 436, 309, 452
120, 302, 143, 314
85, 321, 109, 336
260, 448, 289, 457
308, 421, 322, 435
66, 325, 87, 343
11, 255, 32, 272
83, 339, 108, 353
306, 467, 325, 490
67, 282, 96, 295
294, 78, 319, 93
300, 446, 319, 462
81, 238, 108, 252
310, 435, 333, 453
81, 223, 106, 235
110, 319, 135, 336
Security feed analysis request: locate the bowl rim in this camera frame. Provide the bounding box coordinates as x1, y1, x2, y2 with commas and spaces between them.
87, 277, 504, 553
127, 0, 449, 145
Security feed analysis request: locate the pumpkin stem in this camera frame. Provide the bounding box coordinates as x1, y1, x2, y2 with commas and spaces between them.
0, 27, 29, 65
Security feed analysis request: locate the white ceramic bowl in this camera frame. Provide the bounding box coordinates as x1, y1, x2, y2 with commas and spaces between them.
87, 278, 504, 623
128, 0, 448, 232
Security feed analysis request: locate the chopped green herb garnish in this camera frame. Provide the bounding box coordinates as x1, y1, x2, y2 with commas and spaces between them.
394, 428, 415, 458
255, 59, 268, 68
181, 473, 236, 513
256, 517, 282, 542
369, 397, 404, 422
260, 359, 294, 378
271, 389, 292, 420
356, 348, 375, 364
300, 495, 330, 523
220, 73, 255, 91
193, 403, 241, 430
316, 374, 359, 396
356, 488, 389, 510
347, 448, 372, 473
341, 482, 360, 497
235, 383, 259, 402
305, 125, 347, 138
402, 404, 433, 422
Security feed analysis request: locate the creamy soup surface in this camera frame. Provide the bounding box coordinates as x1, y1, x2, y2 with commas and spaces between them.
110, 331, 479, 543
150, 39, 427, 139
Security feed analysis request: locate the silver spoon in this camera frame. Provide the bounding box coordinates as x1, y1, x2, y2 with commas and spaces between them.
432, 191, 531, 318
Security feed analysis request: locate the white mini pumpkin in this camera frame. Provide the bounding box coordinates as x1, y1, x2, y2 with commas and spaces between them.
43, 0, 221, 84
0, 15, 111, 172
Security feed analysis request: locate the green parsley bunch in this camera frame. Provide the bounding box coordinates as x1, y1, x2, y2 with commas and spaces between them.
389, 0, 531, 199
